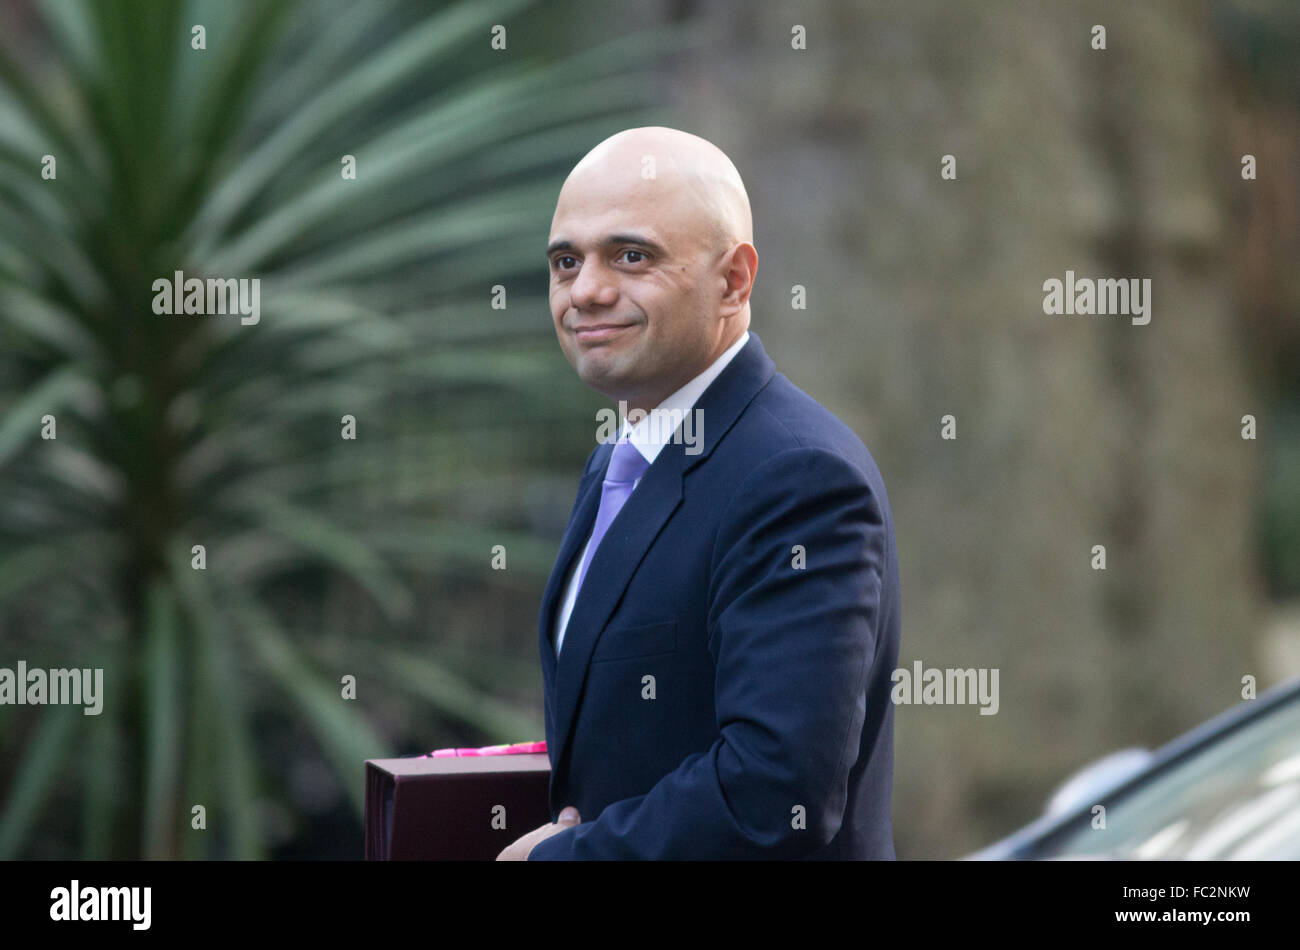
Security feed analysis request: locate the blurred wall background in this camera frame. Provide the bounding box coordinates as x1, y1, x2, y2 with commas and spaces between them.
0, 0, 1296, 859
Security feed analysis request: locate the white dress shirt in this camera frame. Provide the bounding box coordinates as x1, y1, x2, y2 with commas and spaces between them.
554, 330, 751, 656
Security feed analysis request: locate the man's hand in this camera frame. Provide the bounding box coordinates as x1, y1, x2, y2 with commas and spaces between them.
495, 807, 581, 860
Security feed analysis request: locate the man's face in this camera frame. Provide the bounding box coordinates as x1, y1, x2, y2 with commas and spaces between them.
547, 169, 721, 411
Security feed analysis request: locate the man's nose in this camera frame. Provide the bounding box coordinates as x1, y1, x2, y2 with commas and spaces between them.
568, 258, 618, 309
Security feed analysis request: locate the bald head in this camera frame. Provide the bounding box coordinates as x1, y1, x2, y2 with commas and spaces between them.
562, 127, 752, 259
547, 127, 758, 416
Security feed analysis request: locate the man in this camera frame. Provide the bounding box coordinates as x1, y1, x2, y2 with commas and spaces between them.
497, 127, 901, 860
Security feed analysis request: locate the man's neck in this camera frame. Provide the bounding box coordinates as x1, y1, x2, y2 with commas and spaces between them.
617, 367, 702, 422
614, 324, 749, 425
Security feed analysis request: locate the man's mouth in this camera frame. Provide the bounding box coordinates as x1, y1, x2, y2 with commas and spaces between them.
574, 323, 635, 343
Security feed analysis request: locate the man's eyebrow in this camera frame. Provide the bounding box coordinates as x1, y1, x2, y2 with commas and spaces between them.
546, 233, 667, 258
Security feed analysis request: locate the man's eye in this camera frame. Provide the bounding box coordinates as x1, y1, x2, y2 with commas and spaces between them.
621, 249, 645, 264
553, 255, 576, 270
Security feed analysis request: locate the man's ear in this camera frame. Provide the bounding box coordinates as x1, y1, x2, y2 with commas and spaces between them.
719, 242, 758, 313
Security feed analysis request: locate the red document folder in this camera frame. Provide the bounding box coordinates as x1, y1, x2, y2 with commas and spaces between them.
365, 744, 551, 860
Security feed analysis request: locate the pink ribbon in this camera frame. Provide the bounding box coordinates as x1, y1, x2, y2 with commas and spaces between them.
426, 740, 547, 758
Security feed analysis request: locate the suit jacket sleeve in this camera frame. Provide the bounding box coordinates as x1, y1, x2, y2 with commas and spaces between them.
528, 445, 889, 859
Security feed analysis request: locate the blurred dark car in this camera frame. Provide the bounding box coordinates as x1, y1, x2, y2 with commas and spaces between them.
966, 675, 1300, 859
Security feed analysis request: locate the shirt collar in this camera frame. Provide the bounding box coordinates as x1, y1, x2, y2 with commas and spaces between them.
618, 330, 751, 465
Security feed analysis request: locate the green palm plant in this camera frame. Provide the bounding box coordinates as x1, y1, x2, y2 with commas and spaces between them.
0, 0, 685, 858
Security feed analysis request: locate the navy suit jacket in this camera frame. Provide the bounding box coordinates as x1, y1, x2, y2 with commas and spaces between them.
528, 330, 901, 859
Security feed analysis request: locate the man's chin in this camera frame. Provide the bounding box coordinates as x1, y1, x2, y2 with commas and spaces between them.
578, 364, 640, 401
576, 354, 624, 386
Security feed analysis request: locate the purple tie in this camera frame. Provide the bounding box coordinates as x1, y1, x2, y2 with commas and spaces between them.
571, 437, 650, 600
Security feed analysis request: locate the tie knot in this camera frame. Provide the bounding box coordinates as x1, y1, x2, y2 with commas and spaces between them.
606, 438, 649, 484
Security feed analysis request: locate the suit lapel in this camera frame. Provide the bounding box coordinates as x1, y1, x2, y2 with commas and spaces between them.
537, 453, 608, 687
543, 331, 778, 785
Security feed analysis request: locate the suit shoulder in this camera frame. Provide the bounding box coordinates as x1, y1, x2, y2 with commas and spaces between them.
730, 373, 891, 505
